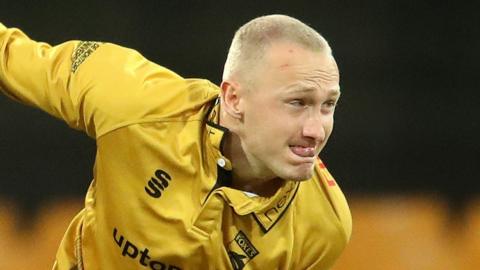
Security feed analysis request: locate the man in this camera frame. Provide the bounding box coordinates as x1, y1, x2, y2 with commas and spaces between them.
0, 14, 351, 270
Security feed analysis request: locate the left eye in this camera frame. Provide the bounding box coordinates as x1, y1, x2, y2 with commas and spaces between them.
289, 99, 305, 106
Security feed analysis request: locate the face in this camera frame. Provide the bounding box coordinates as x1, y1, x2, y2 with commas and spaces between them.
236, 41, 341, 181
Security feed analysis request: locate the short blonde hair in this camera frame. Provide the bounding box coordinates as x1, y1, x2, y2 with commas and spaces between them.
222, 14, 331, 84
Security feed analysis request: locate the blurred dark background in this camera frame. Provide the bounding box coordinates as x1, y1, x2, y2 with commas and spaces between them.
1, 1, 478, 222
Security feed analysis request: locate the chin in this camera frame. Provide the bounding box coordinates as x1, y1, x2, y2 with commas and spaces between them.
278, 165, 314, 181
265, 155, 316, 181
288, 173, 313, 182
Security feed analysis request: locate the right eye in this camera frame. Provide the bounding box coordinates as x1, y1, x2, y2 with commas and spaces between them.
288, 99, 305, 107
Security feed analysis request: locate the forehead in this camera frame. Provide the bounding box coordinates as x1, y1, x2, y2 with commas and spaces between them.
256, 41, 340, 94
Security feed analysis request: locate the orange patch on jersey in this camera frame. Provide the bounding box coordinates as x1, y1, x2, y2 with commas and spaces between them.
317, 159, 336, 186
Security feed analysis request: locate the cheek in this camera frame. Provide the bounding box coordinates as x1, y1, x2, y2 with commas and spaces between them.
243, 104, 291, 143
250, 111, 300, 150
324, 118, 334, 138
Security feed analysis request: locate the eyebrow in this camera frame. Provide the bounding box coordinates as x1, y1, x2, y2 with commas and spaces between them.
285, 85, 341, 97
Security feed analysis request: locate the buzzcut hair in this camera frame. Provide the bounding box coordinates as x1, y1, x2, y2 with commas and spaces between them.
222, 14, 332, 84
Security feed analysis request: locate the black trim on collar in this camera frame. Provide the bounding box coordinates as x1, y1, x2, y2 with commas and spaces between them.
204, 98, 218, 122
206, 120, 229, 133
202, 165, 233, 205
251, 182, 301, 233
206, 121, 230, 155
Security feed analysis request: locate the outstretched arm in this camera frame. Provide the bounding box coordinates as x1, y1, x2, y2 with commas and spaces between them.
0, 22, 189, 139
0, 23, 91, 132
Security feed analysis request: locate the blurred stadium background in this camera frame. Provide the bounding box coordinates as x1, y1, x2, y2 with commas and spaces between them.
0, 1, 478, 269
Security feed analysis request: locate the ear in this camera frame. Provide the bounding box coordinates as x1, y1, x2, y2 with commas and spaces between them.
220, 80, 243, 119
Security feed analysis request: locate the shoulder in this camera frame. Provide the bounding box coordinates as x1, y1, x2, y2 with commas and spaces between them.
307, 158, 352, 240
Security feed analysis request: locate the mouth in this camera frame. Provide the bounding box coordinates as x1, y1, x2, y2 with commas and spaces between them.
289, 145, 316, 159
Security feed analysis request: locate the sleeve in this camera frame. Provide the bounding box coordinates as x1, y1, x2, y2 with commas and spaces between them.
0, 23, 191, 138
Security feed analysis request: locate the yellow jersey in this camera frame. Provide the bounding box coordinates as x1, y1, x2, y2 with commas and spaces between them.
0, 23, 352, 270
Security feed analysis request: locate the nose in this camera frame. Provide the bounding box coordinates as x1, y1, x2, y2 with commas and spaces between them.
302, 114, 326, 143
